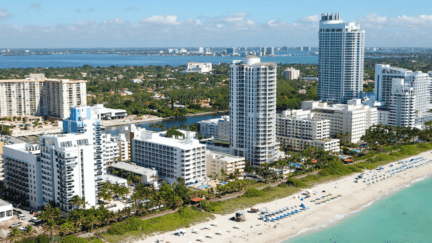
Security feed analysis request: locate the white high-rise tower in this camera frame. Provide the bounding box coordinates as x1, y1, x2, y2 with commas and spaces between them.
229, 55, 278, 167
318, 13, 365, 103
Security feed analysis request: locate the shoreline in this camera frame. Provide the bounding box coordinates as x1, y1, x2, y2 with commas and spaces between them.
139, 150, 432, 243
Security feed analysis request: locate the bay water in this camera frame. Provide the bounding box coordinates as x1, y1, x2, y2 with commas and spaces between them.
285, 174, 432, 243
0, 54, 318, 69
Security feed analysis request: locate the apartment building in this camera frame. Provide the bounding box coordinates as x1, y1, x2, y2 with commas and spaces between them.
375, 64, 431, 116
229, 56, 279, 167
388, 79, 416, 128
3, 143, 43, 209
276, 110, 340, 152
91, 104, 127, 120
0, 74, 86, 118
302, 99, 378, 143
181, 63, 212, 74
318, 13, 365, 103
206, 151, 245, 180
282, 67, 300, 80
132, 128, 206, 185
197, 116, 230, 141
3, 133, 99, 211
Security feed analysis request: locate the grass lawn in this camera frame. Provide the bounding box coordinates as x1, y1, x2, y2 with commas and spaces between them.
100, 207, 215, 243
214, 186, 299, 215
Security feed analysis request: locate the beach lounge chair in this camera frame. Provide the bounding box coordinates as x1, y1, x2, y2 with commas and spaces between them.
271, 218, 275, 222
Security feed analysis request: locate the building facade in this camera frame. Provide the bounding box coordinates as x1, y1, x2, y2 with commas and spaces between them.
0, 74, 86, 118
302, 99, 378, 143
318, 13, 365, 103
197, 116, 230, 141
132, 128, 206, 185
283, 67, 300, 80
3, 133, 99, 211
388, 79, 416, 127
181, 62, 213, 74
276, 110, 340, 152
206, 151, 245, 180
229, 56, 279, 167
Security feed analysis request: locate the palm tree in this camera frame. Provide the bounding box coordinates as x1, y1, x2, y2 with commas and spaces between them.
7, 228, 22, 243
60, 221, 74, 236
85, 215, 97, 233
24, 225, 36, 238
45, 219, 57, 237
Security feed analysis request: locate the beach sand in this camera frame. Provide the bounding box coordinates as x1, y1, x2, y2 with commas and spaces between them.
138, 151, 432, 243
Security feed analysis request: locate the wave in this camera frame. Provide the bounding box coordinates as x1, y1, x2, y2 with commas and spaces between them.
282, 171, 432, 243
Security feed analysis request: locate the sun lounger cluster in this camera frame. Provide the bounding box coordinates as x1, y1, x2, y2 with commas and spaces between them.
361, 157, 430, 185
259, 204, 308, 222
193, 222, 220, 241
311, 193, 341, 205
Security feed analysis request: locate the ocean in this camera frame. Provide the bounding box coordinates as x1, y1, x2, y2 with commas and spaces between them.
0, 54, 317, 69
285, 174, 432, 243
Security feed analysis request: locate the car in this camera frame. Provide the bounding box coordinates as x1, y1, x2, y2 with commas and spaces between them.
18, 214, 26, 220
18, 227, 26, 232
9, 222, 22, 228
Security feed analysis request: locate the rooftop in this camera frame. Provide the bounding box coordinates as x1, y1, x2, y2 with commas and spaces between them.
134, 129, 205, 149
111, 162, 157, 176
206, 151, 245, 162
0, 199, 12, 207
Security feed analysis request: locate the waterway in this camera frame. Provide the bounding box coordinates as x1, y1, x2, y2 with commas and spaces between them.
104, 113, 224, 139
0, 54, 318, 69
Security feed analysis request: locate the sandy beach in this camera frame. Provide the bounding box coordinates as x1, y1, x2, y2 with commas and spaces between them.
139, 151, 432, 243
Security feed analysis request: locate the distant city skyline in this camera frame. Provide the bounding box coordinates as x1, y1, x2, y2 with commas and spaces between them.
1, 0, 432, 48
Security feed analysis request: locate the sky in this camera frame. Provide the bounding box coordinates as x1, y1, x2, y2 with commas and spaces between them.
1, 0, 432, 48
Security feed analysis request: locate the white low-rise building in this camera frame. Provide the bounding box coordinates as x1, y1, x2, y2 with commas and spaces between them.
283, 67, 300, 80
197, 116, 230, 141
130, 79, 143, 84
206, 151, 245, 180
276, 110, 340, 152
110, 162, 157, 185
0, 200, 13, 222
91, 104, 128, 120
181, 62, 212, 74
302, 99, 378, 143
132, 127, 206, 185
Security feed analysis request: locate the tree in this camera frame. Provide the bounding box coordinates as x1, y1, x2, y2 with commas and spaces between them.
7, 228, 22, 243
60, 221, 74, 236
24, 225, 37, 238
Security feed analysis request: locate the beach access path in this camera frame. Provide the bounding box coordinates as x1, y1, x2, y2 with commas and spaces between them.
139, 150, 432, 243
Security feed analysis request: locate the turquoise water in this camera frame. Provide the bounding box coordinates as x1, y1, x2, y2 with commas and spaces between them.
285, 175, 432, 243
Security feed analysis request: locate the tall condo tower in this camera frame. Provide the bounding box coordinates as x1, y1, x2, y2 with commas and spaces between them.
229, 55, 278, 167
318, 13, 365, 103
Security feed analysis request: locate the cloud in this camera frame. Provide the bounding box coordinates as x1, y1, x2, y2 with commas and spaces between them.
29, 3, 41, 9
0, 9, 11, 20
126, 7, 137, 11
88, 8, 96, 12
141, 15, 179, 25
2, 13, 432, 47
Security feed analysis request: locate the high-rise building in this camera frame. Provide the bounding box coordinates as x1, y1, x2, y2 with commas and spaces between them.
318, 13, 365, 103
375, 64, 431, 115
229, 55, 278, 167
296, 47, 303, 51
3, 133, 99, 211
226, 47, 236, 55
198, 47, 204, 53
266, 47, 274, 55
388, 79, 416, 128
0, 74, 87, 118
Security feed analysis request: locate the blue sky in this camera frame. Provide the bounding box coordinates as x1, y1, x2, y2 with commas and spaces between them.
1, 0, 432, 47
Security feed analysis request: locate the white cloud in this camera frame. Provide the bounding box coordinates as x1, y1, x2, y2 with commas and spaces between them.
29, 3, 41, 9
298, 15, 320, 23
141, 15, 179, 25
2, 13, 432, 47
0, 9, 11, 20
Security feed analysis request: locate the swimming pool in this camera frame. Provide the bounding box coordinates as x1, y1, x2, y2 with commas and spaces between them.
197, 184, 211, 189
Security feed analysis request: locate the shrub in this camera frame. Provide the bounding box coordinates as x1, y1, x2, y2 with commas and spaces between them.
201, 201, 223, 212
60, 235, 88, 243
263, 186, 274, 192
243, 188, 266, 198
286, 178, 308, 188
318, 161, 362, 177
277, 182, 288, 188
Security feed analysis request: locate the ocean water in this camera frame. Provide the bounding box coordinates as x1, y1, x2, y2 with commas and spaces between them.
0, 54, 318, 69
285, 174, 432, 243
